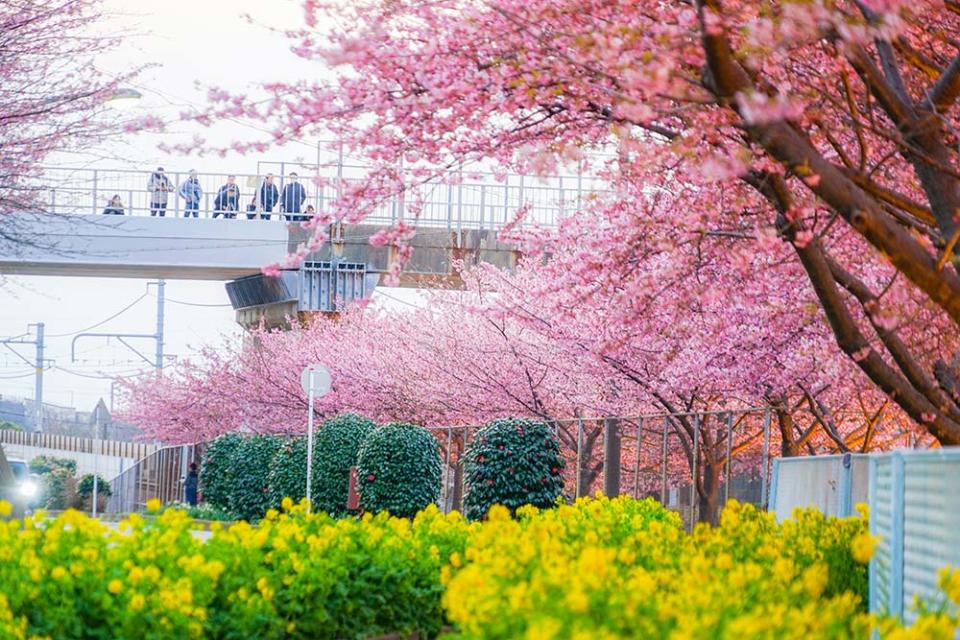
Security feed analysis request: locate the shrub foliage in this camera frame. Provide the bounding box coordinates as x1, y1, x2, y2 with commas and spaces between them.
228, 435, 282, 521
28, 455, 76, 476
463, 417, 565, 520
312, 414, 377, 516
199, 433, 243, 510
265, 437, 307, 510
357, 422, 441, 518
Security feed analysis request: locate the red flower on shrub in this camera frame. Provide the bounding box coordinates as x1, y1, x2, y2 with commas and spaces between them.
367, 474, 376, 482
485, 479, 493, 486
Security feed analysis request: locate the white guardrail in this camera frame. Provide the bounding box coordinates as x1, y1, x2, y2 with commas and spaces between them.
32, 163, 612, 231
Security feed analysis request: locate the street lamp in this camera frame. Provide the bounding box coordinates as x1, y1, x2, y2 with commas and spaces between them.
104, 88, 142, 109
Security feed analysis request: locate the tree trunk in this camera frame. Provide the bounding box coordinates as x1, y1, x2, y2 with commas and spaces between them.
602, 417, 621, 497
698, 460, 723, 525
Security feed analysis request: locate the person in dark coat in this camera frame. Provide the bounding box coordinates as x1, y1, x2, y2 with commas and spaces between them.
184, 462, 199, 506
213, 175, 242, 218
257, 174, 279, 220
280, 172, 307, 221
102, 194, 124, 215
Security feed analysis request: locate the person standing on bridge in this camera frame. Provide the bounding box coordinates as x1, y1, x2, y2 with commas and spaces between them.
179, 170, 203, 218
257, 174, 279, 220
102, 194, 124, 215
280, 172, 307, 222
147, 168, 173, 217
213, 175, 242, 218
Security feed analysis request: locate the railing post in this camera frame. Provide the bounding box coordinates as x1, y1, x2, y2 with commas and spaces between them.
173, 172, 181, 217
457, 168, 463, 232
92, 169, 99, 214
661, 417, 669, 504
576, 159, 583, 211
691, 414, 700, 527
575, 418, 584, 499
479, 185, 486, 230
760, 408, 772, 508
446, 182, 454, 230
503, 175, 509, 223
633, 418, 643, 498
724, 412, 733, 505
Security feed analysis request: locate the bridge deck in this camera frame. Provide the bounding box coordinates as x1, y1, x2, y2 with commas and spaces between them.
0, 214, 289, 280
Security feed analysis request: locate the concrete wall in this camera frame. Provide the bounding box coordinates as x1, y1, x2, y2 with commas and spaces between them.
3, 444, 137, 482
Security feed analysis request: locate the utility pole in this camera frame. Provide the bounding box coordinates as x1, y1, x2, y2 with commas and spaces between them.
155, 279, 165, 371
71, 279, 166, 372
1, 324, 46, 431
34, 322, 44, 430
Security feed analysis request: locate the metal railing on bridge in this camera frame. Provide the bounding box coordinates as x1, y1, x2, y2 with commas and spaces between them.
34, 164, 612, 231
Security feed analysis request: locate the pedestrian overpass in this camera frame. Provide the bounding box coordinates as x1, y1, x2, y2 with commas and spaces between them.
0, 165, 605, 326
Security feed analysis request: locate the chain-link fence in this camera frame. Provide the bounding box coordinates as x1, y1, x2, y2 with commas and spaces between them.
430, 408, 777, 529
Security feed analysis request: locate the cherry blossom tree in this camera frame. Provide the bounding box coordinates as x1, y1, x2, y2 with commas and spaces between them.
0, 0, 129, 248
188, 0, 960, 444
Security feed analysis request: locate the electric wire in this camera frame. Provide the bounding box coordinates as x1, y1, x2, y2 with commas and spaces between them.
46, 292, 149, 337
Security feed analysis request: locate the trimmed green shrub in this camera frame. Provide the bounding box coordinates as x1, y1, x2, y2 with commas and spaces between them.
28, 455, 76, 476
463, 417, 565, 521
357, 422, 441, 518
200, 432, 243, 510
313, 414, 377, 516
266, 437, 307, 510
228, 434, 282, 521
76, 474, 113, 499
41, 468, 74, 510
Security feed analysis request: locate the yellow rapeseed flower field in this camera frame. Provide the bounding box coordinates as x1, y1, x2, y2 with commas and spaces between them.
0, 497, 955, 638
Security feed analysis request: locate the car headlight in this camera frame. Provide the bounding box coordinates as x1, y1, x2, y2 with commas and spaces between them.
17, 480, 38, 499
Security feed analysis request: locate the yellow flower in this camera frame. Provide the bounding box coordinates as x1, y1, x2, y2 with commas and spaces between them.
851, 532, 878, 564
50, 567, 67, 581
488, 505, 510, 522
145, 498, 162, 512
565, 588, 589, 613
802, 564, 828, 598
107, 580, 122, 594
129, 594, 145, 611
281, 497, 294, 511
0, 501, 11, 518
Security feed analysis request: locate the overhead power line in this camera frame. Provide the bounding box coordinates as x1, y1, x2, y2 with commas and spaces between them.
46, 292, 149, 338
160, 296, 232, 308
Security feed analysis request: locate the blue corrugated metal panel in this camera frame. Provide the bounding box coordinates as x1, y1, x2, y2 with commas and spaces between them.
868, 448, 960, 625
873, 455, 893, 616
901, 456, 960, 625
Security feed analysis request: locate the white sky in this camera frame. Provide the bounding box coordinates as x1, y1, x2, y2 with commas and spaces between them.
0, 0, 420, 413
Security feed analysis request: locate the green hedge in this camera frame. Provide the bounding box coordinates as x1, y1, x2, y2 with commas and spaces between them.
228, 435, 283, 521
357, 423, 441, 518
200, 433, 243, 510
313, 414, 377, 516
76, 474, 112, 499
28, 455, 76, 476
266, 437, 307, 510
463, 418, 565, 520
